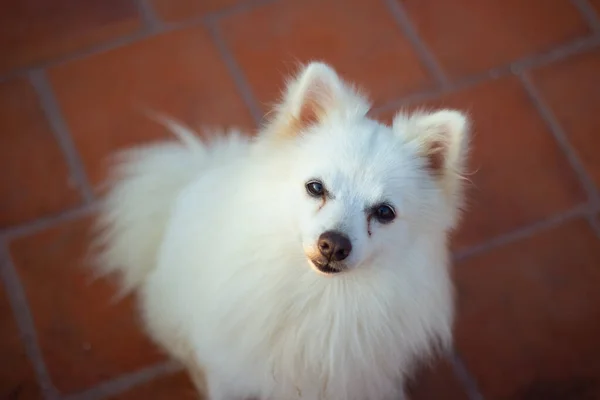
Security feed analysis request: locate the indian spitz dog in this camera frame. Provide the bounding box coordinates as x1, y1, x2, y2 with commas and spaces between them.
94, 62, 470, 400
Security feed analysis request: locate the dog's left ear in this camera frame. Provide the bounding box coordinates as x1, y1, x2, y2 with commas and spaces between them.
394, 109, 470, 201
267, 62, 369, 138
395, 109, 469, 176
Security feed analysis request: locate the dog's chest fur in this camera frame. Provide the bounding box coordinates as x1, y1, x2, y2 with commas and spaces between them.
184, 259, 451, 400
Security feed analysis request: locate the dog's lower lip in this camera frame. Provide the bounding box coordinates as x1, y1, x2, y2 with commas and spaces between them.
312, 261, 342, 274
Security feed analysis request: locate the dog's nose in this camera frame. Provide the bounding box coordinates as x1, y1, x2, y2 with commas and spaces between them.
318, 231, 352, 261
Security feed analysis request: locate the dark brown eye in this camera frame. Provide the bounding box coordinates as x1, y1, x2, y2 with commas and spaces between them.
374, 204, 396, 223
306, 180, 325, 197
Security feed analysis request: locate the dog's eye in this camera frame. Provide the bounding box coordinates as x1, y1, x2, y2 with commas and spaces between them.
373, 204, 396, 223
306, 180, 325, 197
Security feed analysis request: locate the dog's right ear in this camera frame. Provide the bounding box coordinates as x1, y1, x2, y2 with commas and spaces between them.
267, 62, 370, 138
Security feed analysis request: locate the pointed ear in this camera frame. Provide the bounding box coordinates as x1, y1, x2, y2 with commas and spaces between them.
395, 109, 469, 177
395, 109, 470, 226
268, 62, 370, 138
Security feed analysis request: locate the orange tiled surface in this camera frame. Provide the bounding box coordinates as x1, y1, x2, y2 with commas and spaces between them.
1, 1, 599, 399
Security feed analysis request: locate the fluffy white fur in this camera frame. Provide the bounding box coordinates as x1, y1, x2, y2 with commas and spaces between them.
94, 62, 470, 400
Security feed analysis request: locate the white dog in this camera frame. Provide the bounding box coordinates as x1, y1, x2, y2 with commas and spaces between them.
94, 62, 470, 400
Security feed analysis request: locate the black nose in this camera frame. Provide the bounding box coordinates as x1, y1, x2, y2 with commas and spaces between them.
318, 231, 352, 261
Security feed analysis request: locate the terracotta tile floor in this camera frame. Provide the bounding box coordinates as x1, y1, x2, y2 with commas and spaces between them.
1, 0, 599, 399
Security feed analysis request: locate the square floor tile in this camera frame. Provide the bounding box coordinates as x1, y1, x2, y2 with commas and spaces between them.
378, 77, 587, 251
49, 27, 255, 186
531, 48, 600, 188
454, 218, 600, 399
110, 372, 200, 399
220, 0, 433, 111
0, 0, 141, 75
0, 78, 81, 228
9, 217, 165, 394
152, 0, 245, 22
0, 285, 41, 399
406, 356, 468, 400
401, 0, 590, 78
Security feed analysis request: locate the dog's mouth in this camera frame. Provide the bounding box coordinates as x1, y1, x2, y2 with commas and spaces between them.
309, 258, 344, 275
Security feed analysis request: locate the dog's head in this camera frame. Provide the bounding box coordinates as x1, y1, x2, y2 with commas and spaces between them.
263, 62, 469, 276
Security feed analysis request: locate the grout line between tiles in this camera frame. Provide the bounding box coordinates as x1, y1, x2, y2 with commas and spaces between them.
156, 0, 280, 34
371, 64, 503, 116
372, 34, 600, 117
0, 203, 98, 242
509, 33, 600, 72
205, 20, 265, 126
29, 70, 96, 204
64, 361, 182, 400
453, 205, 590, 262
571, 0, 600, 31
382, 0, 449, 87
450, 351, 484, 400
0, 243, 61, 400
135, 0, 163, 33
0, 6, 597, 116
519, 73, 600, 232
0, 31, 150, 84
0, 2, 596, 89
0, 0, 278, 85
